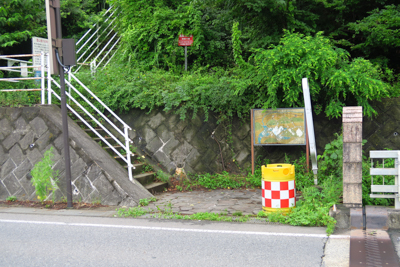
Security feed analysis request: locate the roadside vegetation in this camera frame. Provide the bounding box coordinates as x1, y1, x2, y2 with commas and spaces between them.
1, 0, 399, 233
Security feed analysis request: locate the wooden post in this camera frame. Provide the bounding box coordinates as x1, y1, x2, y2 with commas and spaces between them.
343, 106, 363, 208
251, 109, 255, 175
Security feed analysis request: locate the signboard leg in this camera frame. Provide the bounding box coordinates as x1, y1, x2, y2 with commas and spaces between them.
251, 109, 255, 175
184, 46, 187, 71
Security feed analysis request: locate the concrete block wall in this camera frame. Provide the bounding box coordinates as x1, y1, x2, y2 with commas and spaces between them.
118, 98, 400, 176
0, 105, 152, 205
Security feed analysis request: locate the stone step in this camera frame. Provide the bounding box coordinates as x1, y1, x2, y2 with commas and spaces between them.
93, 136, 118, 146
84, 128, 105, 132
67, 109, 168, 196
134, 172, 156, 185
131, 163, 145, 174
145, 181, 168, 194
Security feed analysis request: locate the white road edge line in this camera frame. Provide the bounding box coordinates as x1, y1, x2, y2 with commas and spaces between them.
0, 219, 349, 239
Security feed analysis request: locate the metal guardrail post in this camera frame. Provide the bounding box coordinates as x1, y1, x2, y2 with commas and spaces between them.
47, 53, 52, 104
41, 52, 45, 104
124, 125, 133, 182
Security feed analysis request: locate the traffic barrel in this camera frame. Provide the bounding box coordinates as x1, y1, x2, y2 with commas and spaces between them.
261, 164, 296, 213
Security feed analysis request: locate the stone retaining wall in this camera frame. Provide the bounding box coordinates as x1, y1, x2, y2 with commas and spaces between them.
0, 105, 152, 205
120, 98, 400, 175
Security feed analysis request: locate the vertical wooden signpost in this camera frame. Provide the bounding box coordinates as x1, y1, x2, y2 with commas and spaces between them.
178, 34, 193, 71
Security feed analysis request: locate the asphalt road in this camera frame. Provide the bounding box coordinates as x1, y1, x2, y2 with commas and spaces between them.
0, 213, 350, 267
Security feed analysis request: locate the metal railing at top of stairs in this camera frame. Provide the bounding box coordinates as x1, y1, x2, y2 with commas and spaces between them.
0, 53, 46, 104
370, 150, 400, 209
45, 53, 135, 181
73, 6, 121, 74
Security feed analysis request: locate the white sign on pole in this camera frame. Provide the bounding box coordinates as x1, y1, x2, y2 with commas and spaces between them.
32, 37, 49, 71
302, 78, 318, 184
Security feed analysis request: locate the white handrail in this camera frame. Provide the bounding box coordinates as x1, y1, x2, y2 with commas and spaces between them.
77, 17, 117, 56
49, 79, 132, 166
102, 45, 121, 70
52, 78, 129, 158
97, 37, 121, 67
69, 73, 131, 129
74, 7, 121, 73
76, 5, 114, 45
93, 32, 118, 62
47, 73, 134, 181
63, 78, 127, 139
75, 24, 118, 72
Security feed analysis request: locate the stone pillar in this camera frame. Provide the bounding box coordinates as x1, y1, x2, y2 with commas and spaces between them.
343, 107, 363, 208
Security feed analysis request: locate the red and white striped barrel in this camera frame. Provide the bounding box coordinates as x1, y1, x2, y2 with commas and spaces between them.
262, 180, 296, 210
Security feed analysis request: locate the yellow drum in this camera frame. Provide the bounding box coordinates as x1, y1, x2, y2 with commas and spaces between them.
261, 164, 296, 213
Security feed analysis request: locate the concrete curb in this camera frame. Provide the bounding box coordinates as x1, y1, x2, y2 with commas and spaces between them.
330, 205, 400, 229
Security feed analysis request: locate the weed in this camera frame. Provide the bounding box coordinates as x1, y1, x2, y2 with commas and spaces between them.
176, 185, 183, 191
156, 170, 170, 183
142, 164, 153, 173
139, 197, 157, 207
92, 199, 102, 205
30, 147, 59, 202
235, 215, 250, 222
257, 211, 268, 218
232, 211, 243, 216
130, 145, 137, 154
6, 196, 17, 202
117, 207, 148, 217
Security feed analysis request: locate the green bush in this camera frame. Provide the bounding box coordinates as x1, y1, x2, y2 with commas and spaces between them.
268, 176, 341, 235
30, 147, 59, 202
0, 72, 41, 107
233, 29, 391, 119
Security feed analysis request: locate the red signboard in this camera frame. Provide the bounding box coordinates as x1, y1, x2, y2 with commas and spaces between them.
178, 34, 193, 46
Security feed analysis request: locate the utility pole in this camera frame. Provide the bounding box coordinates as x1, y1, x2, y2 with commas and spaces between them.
46, 0, 76, 208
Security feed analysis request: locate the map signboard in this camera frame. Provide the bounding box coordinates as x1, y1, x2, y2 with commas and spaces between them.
252, 108, 306, 146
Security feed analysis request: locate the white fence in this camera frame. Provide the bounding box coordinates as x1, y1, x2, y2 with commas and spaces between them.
370, 150, 400, 208
0, 53, 46, 104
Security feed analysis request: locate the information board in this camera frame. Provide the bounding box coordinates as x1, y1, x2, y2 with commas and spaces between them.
252, 108, 306, 146
32, 37, 49, 71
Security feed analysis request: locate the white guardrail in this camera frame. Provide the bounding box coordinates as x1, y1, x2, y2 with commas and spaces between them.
370, 150, 400, 209
73, 6, 121, 73
46, 52, 134, 181
0, 53, 46, 104
0, 52, 134, 182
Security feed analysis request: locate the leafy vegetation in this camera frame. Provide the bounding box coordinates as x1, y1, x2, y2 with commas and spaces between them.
30, 147, 59, 202
138, 197, 157, 207
6, 196, 17, 202
266, 177, 341, 235
0, 0, 106, 52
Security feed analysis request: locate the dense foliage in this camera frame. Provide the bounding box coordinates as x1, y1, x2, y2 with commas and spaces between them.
108, 0, 400, 72
0, 0, 106, 54
1, 0, 399, 119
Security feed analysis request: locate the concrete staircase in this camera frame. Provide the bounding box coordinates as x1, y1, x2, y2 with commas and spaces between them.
69, 109, 168, 194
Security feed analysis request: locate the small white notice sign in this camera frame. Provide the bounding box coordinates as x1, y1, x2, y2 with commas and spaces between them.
32, 37, 49, 71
